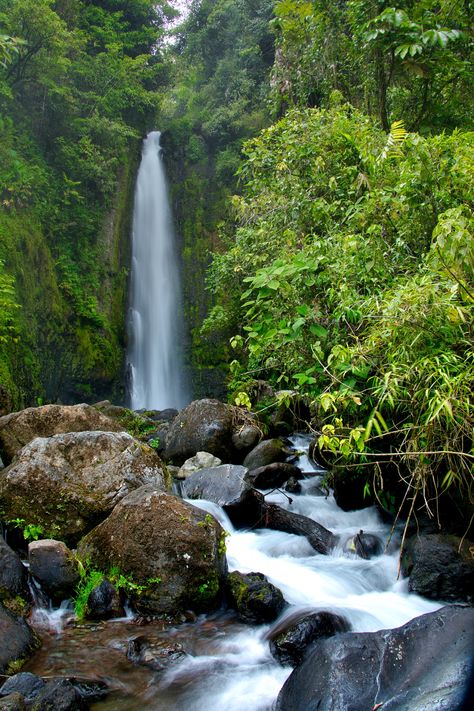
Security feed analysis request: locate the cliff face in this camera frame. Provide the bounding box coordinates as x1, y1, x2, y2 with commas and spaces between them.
0, 150, 138, 413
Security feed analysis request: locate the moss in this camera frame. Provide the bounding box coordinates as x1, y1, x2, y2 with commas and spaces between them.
3, 595, 30, 618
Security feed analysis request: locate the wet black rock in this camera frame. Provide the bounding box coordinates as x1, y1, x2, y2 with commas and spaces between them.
226, 571, 286, 624
276, 604, 474, 711
0, 537, 27, 600
126, 635, 187, 671
28, 540, 80, 602
402, 533, 474, 602
86, 578, 124, 620
268, 610, 350, 667
285, 477, 302, 494
246, 462, 302, 490
0, 673, 44, 703
343, 530, 383, 559
0, 603, 40, 675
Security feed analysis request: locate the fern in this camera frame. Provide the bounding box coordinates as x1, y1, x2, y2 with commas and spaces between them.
378, 120, 407, 161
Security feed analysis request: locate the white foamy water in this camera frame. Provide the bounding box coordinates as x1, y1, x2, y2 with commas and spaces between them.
127, 131, 188, 410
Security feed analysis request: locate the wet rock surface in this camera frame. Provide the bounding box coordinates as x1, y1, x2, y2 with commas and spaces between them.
402, 533, 474, 602
0, 537, 27, 600
268, 610, 350, 667
126, 635, 187, 671
245, 462, 302, 490
28, 540, 80, 602
86, 578, 124, 620
0, 603, 40, 675
226, 571, 286, 624
0, 431, 166, 544
243, 439, 288, 471
182, 464, 250, 511
276, 604, 474, 711
0, 673, 45, 703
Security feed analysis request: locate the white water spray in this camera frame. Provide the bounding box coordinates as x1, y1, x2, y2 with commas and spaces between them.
127, 131, 188, 410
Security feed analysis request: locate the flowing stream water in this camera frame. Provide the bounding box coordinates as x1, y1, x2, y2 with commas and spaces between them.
127, 131, 188, 410
25, 436, 443, 710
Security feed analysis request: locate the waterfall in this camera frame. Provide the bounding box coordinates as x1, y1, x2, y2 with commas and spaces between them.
127, 131, 188, 410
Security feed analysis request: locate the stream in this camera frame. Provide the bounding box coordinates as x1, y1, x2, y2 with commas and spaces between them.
24, 436, 443, 710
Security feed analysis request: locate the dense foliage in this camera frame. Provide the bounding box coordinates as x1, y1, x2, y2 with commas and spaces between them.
0, 0, 173, 407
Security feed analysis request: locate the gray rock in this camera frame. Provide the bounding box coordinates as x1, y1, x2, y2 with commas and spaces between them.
177, 452, 222, 480
276, 604, 474, 711
343, 530, 383, 559
246, 462, 302, 490
77, 486, 227, 616
231, 425, 261, 452
28, 540, 80, 602
164, 399, 257, 464
183, 465, 249, 509
0, 603, 40, 675
0, 403, 122, 464
243, 439, 287, 471
0, 431, 167, 544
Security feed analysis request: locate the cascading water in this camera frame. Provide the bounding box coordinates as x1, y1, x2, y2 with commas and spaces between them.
127, 131, 188, 410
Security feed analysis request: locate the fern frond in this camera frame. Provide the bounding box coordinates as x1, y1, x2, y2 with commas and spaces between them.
378, 120, 408, 161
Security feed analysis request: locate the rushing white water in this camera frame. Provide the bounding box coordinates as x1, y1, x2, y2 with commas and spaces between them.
127, 131, 188, 410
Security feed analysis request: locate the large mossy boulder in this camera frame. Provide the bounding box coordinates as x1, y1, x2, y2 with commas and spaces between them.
0, 603, 40, 675
0, 431, 167, 544
77, 486, 228, 615
0, 404, 122, 464
402, 533, 474, 603
163, 399, 260, 465
276, 604, 474, 711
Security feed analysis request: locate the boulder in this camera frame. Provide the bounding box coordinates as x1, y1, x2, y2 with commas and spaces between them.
226, 571, 286, 624
402, 533, 474, 602
31, 680, 86, 711
0, 431, 167, 544
0, 673, 45, 703
0, 404, 122, 464
163, 399, 259, 465
182, 465, 250, 513
77, 486, 227, 616
332, 469, 374, 511
28, 540, 80, 602
246, 462, 302, 490
276, 604, 474, 711
243, 439, 288, 471
231, 424, 261, 452
126, 636, 186, 671
0, 603, 40, 675
177, 452, 223, 480
0, 537, 27, 601
86, 578, 124, 620
267, 609, 350, 667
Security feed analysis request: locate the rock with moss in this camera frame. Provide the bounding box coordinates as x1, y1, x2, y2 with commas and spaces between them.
77, 486, 228, 615
0, 537, 27, 602
226, 571, 286, 624
0, 603, 40, 675
0, 404, 123, 464
0, 431, 167, 545
163, 399, 260, 465
0, 693, 26, 711
126, 636, 187, 671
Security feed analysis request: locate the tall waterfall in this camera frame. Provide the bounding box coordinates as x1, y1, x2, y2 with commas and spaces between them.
127, 131, 188, 410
